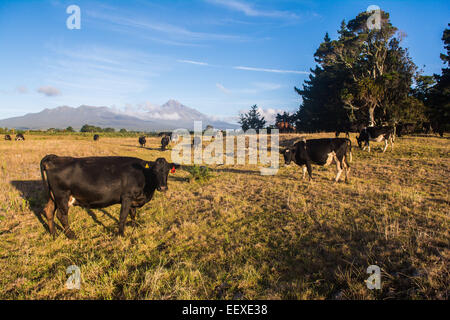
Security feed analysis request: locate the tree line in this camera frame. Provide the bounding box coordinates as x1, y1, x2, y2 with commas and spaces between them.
239, 10, 449, 133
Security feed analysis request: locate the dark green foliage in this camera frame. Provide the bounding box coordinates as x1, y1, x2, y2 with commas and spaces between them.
186, 165, 213, 182
239, 105, 266, 131
426, 24, 450, 131
294, 10, 427, 131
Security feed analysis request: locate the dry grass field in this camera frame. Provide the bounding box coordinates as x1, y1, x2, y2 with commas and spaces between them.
0, 133, 448, 299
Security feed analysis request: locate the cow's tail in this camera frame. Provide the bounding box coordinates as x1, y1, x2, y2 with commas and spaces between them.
40, 154, 57, 202
346, 138, 352, 162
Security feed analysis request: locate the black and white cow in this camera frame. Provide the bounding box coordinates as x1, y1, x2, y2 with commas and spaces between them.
93, 134, 100, 141
281, 138, 352, 182
356, 126, 394, 153
40, 155, 179, 238
15, 133, 25, 141
4, 134, 12, 141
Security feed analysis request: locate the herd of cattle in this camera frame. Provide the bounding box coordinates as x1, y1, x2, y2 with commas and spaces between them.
4, 133, 24, 141
1, 124, 443, 239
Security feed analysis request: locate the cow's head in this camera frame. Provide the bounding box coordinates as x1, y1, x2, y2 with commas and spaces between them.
356, 129, 367, 149
149, 158, 180, 192
280, 147, 295, 165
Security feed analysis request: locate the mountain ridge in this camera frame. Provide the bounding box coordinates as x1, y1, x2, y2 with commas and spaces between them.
0, 100, 237, 131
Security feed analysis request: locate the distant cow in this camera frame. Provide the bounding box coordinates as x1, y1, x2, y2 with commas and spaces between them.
158, 132, 173, 139
15, 133, 25, 141
4, 135, 12, 141
161, 136, 170, 151
396, 123, 415, 137
335, 123, 365, 138
422, 122, 444, 137
281, 138, 352, 182
357, 126, 394, 153
93, 134, 100, 141
139, 136, 146, 148
40, 155, 179, 238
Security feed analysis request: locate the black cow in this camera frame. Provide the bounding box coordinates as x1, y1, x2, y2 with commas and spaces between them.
93, 134, 100, 141
15, 133, 25, 141
158, 132, 173, 139
281, 138, 352, 182
139, 136, 147, 148
161, 136, 170, 151
422, 122, 444, 137
396, 123, 415, 137
40, 155, 179, 238
4, 134, 12, 141
356, 126, 394, 153
335, 123, 365, 138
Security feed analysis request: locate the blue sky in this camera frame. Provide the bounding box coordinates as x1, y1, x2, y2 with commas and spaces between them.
0, 0, 448, 123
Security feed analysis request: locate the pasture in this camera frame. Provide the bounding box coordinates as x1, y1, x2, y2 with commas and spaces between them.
0, 133, 448, 299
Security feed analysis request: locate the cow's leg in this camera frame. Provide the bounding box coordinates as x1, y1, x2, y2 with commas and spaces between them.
129, 207, 138, 226
54, 196, 76, 239
118, 198, 131, 236
306, 161, 313, 181
344, 154, 350, 182
383, 139, 388, 153
334, 157, 343, 182
302, 165, 307, 180
43, 198, 57, 237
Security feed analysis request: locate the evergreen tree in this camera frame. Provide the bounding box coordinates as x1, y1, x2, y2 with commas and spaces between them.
239, 105, 266, 131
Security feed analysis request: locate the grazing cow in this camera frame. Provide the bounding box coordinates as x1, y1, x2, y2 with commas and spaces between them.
396, 123, 415, 137
356, 126, 394, 153
139, 136, 146, 148
161, 136, 170, 151
4, 134, 12, 141
40, 155, 179, 238
15, 133, 25, 141
335, 123, 365, 138
281, 138, 352, 182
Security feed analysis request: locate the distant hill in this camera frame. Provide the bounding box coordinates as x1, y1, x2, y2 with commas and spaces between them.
0, 100, 238, 131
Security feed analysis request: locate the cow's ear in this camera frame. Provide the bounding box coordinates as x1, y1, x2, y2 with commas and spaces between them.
279, 148, 286, 154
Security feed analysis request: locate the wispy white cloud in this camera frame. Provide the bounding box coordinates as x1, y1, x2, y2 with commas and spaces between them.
86, 10, 244, 43
206, 0, 298, 19
234, 66, 309, 74
216, 83, 232, 94
177, 59, 210, 66
37, 86, 61, 97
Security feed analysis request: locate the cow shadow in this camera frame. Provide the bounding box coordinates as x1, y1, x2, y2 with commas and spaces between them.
9, 180, 61, 234
10, 180, 122, 235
